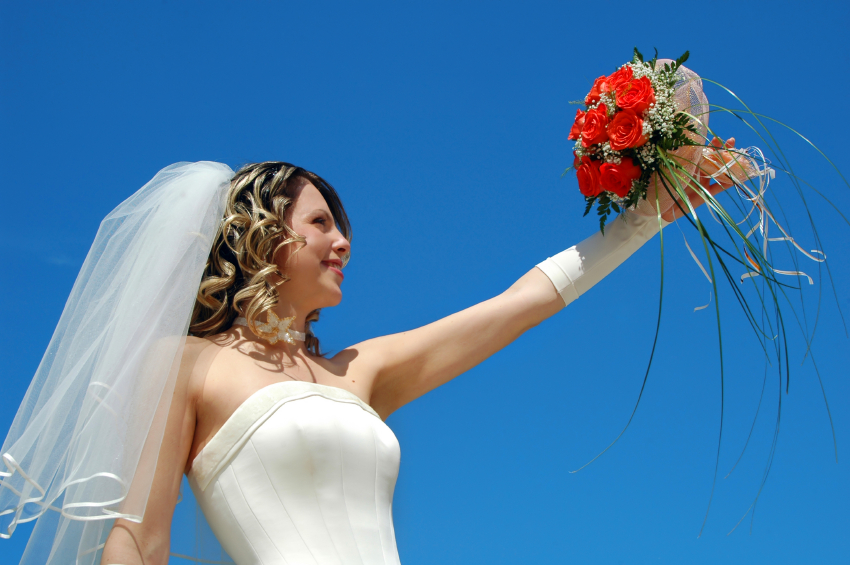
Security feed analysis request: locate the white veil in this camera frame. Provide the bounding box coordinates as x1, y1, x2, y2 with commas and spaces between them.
0, 162, 234, 564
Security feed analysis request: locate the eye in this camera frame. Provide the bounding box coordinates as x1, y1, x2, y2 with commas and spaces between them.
313, 217, 327, 226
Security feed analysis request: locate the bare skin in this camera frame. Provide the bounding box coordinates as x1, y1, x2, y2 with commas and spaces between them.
101, 143, 740, 564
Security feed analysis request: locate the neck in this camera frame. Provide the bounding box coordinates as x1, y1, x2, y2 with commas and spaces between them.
270, 302, 315, 335
234, 302, 314, 352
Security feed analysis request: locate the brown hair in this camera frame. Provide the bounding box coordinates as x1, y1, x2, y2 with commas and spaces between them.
189, 161, 351, 355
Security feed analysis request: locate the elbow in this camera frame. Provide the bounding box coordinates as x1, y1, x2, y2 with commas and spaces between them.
499, 280, 566, 332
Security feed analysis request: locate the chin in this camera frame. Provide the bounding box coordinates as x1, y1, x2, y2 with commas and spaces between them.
317, 286, 343, 308
327, 291, 343, 307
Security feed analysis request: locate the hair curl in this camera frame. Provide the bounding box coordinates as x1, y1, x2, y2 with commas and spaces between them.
189, 161, 351, 356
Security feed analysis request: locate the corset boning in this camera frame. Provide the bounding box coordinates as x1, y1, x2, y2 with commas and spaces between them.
187, 381, 401, 565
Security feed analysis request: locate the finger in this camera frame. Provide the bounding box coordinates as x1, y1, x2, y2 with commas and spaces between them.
709, 177, 731, 195
725, 137, 735, 148
669, 185, 703, 221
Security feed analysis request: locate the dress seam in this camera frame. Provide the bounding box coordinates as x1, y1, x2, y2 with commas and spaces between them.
217, 466, 273, 565
369, 424, 387, 562
297, 415, 346, 564
335, 408, 365, 565
248, 438, 313, 564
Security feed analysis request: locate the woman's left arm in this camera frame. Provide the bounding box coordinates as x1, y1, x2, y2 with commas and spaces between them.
361, 138, 739, 418
361, 265, 564, 418
361, 210, 664, 419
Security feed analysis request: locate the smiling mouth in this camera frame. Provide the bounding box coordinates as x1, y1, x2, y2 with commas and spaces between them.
323, 262, 344, 279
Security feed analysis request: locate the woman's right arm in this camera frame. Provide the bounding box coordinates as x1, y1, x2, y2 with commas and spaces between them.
100, 338, 206, 565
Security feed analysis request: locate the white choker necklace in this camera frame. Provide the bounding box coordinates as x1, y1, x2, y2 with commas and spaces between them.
233, 314, 306, 345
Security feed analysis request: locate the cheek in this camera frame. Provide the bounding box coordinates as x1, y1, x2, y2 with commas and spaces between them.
304, 228, 335, 254
285, 234, 327, 274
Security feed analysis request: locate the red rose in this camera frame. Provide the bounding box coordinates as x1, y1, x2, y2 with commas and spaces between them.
568, 109, 586, 141
576, 157, 603, 197
604, 65, 633, 93
573, 151, 581, 169
608, 110, 648, 150
600, 157, 642, 198
585, 76, 607, 105
580, 103, 609, 147
616, 77, 656, 114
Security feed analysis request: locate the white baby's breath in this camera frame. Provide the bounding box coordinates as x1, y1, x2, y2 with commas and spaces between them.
599, 141, 622, 164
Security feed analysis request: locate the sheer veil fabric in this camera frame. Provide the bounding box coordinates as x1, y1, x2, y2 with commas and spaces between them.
0, 162, 234, 564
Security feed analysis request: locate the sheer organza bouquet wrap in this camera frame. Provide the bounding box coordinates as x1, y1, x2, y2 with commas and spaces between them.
0, 162, 233, 564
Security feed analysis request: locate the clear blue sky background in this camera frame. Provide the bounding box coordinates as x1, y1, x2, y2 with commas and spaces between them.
2, 1, 849, 563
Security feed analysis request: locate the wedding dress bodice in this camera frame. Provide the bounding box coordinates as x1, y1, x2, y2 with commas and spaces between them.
188, 381, 401, 565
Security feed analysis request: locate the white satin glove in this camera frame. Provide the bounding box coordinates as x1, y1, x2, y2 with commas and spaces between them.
536, 212, 668, 306
538, 137, 749, 306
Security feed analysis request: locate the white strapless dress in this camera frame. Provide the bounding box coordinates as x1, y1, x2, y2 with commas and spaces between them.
187, 381, 401, 565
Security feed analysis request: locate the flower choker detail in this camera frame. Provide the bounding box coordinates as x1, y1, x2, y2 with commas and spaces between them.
233, 312, 306, 345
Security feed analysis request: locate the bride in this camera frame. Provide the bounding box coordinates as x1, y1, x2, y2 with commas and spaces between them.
1, 96, 743, 565
114, 154, 732, 564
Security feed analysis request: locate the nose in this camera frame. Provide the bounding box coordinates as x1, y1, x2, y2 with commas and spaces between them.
333, 228, 351, 266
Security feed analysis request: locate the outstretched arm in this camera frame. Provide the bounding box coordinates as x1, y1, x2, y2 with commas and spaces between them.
359, 139, 742, 419
362, 263, 564, 419
360, 211, 665, 419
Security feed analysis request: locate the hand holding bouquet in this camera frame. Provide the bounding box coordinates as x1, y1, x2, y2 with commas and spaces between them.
639, 136, 747, 223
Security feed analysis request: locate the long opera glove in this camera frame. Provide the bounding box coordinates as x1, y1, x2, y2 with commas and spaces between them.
536, 212, 669, 306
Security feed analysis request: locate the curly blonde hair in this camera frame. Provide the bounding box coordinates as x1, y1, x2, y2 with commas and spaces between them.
189, 161, 351, 355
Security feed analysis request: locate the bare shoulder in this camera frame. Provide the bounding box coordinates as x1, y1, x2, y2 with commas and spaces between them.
182, 335, 221, 362
178, 336, 225, 401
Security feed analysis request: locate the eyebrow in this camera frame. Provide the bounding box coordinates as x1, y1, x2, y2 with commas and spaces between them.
304, 208, 333, 221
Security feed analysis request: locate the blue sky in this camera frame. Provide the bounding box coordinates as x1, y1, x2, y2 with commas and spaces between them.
2, 1, 849, 563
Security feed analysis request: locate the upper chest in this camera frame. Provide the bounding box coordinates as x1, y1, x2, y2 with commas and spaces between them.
187, 380, 401, 505
189, 344, 374, 458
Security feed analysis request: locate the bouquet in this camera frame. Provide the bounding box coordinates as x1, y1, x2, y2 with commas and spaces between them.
568, 48, 763, 233
567, 48, 843, 535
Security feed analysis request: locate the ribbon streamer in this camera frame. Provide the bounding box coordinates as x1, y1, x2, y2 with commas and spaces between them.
703, 146, 824, 284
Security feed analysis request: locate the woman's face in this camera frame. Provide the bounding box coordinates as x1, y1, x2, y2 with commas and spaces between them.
274, 178, 351, 313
